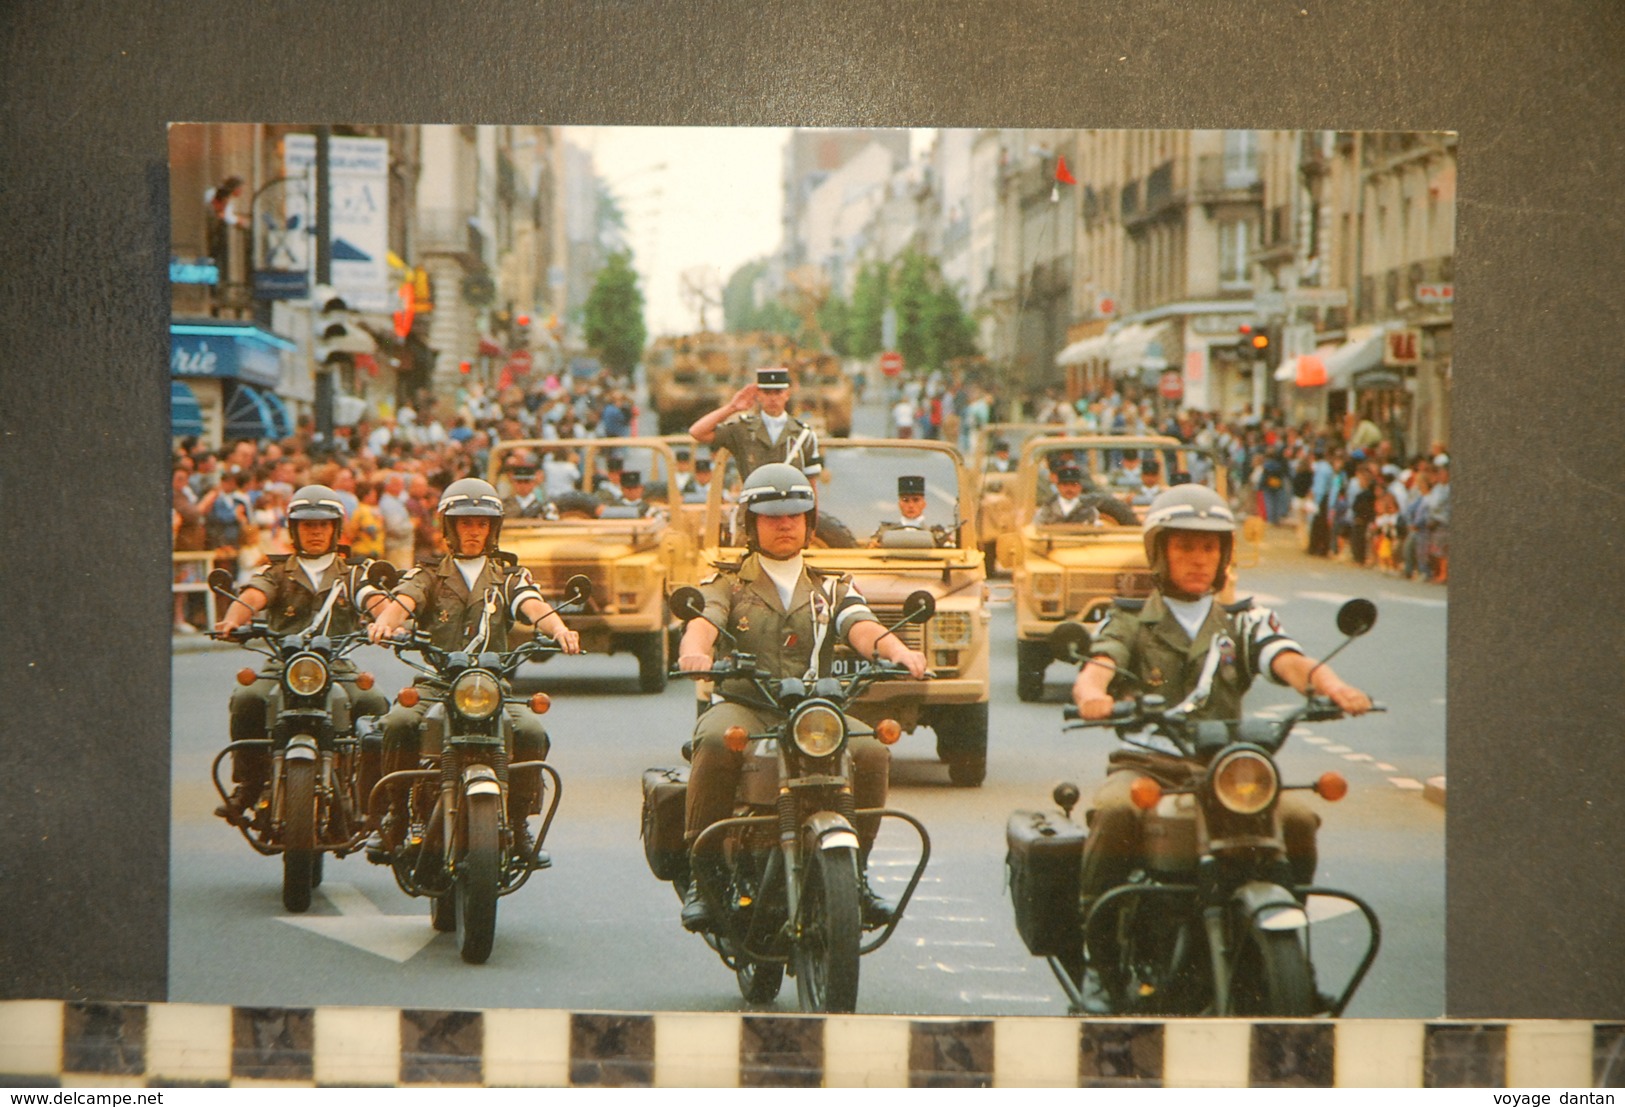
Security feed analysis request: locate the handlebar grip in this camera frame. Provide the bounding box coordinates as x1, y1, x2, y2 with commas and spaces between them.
1062, 705, 1080, 721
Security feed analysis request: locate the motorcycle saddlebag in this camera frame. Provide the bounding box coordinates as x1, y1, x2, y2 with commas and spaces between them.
1005, 809, 1086, 958
641, 767, 689, 882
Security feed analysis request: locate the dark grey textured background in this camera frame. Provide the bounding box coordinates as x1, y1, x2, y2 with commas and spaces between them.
1, 0, 1620, 1017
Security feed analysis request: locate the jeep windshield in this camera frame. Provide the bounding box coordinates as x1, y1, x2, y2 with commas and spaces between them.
489, 440, 678, 525
1018, 439, 1223, 527
812, 443, 966, 550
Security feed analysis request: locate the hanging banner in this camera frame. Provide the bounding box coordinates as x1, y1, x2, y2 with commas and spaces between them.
282, 133, 391, 313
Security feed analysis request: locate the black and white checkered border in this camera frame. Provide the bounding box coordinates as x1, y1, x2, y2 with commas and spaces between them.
2, 1001, 1621, 1088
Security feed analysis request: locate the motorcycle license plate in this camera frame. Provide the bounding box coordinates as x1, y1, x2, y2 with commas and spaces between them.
829, 658, 860, 677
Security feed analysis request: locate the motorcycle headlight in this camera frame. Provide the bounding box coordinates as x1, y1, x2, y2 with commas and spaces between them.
452, 670, 503, 720
284, 654, 329, 696
792, 702, 846, 759
1211, 749, 1279, 815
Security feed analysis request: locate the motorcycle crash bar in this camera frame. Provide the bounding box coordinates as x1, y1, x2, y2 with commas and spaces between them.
463, 765, 502, 797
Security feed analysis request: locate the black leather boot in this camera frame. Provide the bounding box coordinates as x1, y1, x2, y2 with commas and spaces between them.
681, 855, 725, 932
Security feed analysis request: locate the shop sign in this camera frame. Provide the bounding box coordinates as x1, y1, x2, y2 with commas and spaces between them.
254, 269, 309, 300
283, 133, 391, 313
169, 328, 284, 389
1383, 327, 1422, 367
1416, 283, 1454, 304
170, 258, 219, 285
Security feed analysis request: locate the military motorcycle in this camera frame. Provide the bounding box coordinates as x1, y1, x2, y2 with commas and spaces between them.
642, 587, 934, 1013
206, 568, 381, 913
1005, 599, 1384, 1017
365, 564, 590, 964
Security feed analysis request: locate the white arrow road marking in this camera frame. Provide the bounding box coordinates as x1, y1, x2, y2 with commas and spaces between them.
278, 883, 439, 963
1389, 777, 1425, 790
1297, 591, 1355, 605
1306, 895, 1361, 924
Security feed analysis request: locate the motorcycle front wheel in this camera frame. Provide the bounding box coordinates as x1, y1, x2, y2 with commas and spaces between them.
429, 890, 456, 932
1228, 925, 1314, 1016
454, 791, 502, 964
736, 956, 786, 1004
281, 760, 317, 913
793, 847, 861, 1013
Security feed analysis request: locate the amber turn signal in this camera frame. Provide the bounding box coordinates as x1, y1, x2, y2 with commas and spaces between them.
397, 686, 420, 708
529, 692, 551, 715
355, 672, 374, 691
236, 668, 257, 687
1315, 771, 1349, 801
875, 719, 902, 745
723, 725, 749, 753
1129, 776, 1163, 810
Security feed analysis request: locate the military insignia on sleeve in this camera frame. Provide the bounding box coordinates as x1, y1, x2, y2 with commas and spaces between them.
437, 609, 452, 623
284, 606, 298, 619
784, 632, 798, 648
1267, 612, 1281, 633
1147, 665, 1164, 687
737, 614, 750, 632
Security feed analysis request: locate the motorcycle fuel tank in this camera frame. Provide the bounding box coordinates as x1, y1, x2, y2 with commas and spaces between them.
1141, 792, 1199, 875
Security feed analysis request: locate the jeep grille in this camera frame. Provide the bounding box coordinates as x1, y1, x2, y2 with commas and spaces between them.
1066, 570, 1154, 613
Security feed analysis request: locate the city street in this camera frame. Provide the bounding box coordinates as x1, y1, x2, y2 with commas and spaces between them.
170, 397, 1445, 1018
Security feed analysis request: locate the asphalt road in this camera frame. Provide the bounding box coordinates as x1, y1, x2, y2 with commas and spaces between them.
169, 535, 1444, 1017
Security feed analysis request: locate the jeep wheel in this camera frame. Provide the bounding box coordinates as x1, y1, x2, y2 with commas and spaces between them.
933, 703, 989, 788
1016, 639, 1049, 702
636, 630, 669, 694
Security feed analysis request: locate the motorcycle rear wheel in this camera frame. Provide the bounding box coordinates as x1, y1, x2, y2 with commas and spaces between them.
793, 847, 862, 1013
736, 957, 786, 1004
1228, 925, 1314, 1016
455, 791, 502, 964
281, 760, 317, 914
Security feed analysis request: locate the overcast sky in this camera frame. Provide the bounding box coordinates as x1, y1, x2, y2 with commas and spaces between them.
567, 126, 933, 337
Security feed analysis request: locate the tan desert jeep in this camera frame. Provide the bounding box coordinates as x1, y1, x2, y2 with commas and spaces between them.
995, 435, 1231, 702
487, 437, 697, 693
967, 422, 1070, 572
695, 437, 993, 786
791, 353, 853, 438
647, 333, 739, 436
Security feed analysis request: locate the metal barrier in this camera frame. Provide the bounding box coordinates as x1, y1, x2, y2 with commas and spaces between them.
172, 550, 218, 628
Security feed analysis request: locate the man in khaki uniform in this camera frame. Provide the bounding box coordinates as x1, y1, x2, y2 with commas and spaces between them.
676, 464, 928, 932
869, 474, 954, 548
211, 484, 391, 826
364, 477, 581, 864
689, 366, 823, 480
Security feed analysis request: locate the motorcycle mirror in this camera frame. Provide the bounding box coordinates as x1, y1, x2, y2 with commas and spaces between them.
366, 561, 399, 590
1052, 781, 1080, 817
1336, 598, 1378, 638
1047, 621, 1092, 664
207, 568, 236, 595
564, 574, 593, 607
669, 586, 707, 622
901, 590, 936, 623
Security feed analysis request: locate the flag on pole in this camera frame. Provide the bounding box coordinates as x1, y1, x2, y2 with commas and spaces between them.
1055, 156, 1077, 185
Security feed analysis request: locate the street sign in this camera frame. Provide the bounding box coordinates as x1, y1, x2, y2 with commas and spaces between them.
879, 350, 903, 377
1384, 327, 1422, 367
1286, 287, 1350, 308
1158, 369, 1184, 400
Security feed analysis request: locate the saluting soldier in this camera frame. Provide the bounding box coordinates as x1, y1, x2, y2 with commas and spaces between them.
869, 474, 954, 548
689, 366, 823, 480
363, 477, 582, 864
211, 484, 391, 826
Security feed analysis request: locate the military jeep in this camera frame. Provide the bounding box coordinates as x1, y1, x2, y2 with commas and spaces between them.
995, 435, 1230, 701
488, 437, 698, 693
696, 438, 992, 785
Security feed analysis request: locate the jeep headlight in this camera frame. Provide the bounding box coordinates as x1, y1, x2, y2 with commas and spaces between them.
283, 654, 329, 696
452, 670, 503, 720
1032, 570, 1062, 596
791, 702, 846, 759
614, 565, 644, 609
930, 612, 973, 649
1211, 749, 1279, 815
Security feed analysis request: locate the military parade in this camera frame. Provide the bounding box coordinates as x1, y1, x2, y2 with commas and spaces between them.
166, 124, 1448, 1018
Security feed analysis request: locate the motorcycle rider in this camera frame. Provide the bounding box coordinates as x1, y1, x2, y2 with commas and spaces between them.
1070, 483, 1373, 918
676, 463, 929, 932
363, 477, 582, 865
212, 484, 392, 826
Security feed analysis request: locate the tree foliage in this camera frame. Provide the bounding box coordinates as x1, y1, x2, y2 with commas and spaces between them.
844, 251, 977, 371
846, 261, 888, 359
722, 260, 801, 336
583, 250, 647, 375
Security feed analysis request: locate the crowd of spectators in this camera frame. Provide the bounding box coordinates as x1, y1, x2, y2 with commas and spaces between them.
171, 370, 642, 632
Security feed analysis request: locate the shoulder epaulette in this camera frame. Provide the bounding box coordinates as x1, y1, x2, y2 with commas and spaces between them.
1222, 597, 1255, 614
417, 557, 440, 569
265, 553, 291, 567
1112, 597, 1147, 613
493, 550, 519, 567
336, 544, 352, 557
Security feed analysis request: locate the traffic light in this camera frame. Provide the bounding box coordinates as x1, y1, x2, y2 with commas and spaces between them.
1259, 324, 1281, 371
313, 284, 376, 367
1237, 323, 1264, 361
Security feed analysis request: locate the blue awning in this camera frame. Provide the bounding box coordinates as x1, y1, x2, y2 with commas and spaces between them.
223, 383, 276, 441
171, 379, 204, 438
260, 390, 293, 439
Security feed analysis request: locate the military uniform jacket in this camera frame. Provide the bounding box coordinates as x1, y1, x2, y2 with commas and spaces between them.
698, 553, 874, 697
388, 553, 544, 653
1035, 498, 1101, 525
243, 553, 371, 636
709, 411, 823, 479
1090, 591, 1301, 723
501, 492, 549, 519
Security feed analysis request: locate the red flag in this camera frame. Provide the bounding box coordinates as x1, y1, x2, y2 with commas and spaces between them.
1055, 156, 1077, 185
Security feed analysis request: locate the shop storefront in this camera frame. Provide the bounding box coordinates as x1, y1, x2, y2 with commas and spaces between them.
170, 318, 297, 448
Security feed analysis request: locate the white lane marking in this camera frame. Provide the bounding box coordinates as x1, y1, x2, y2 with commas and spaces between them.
1376, 762, 1397, 772
908, 895, 977, 904
1322, 744, 1352, 754
1298, 590, 1355, 605
919, 962, 1029, 975
1389, 777, 1425, 790
1378, 591, 1448, 609
870, 874, 940, 884
1301, 735, 1331, 745
278, 883, 440, 964
961, 992, 1055, 1004
1342, 753, 1374, 762
910, 937, 997, 948
922, 915, 990, 923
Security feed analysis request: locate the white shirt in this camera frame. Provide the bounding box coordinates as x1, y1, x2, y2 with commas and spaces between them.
1163, 594, 1214, 642
761, 411, 788, 445
759, 551, 805, 609
297, 553, 337, 593
455, 555, 487, 592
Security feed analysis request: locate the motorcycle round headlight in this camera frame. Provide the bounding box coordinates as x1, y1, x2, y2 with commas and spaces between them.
1211, 749, 1279, 815
792, 703, 846, 759
452, 670, 503, 720
284, 654, 329, 696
